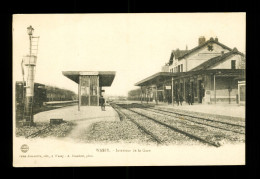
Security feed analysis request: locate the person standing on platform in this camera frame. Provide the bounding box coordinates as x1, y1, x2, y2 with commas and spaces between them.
188, 92, 192, 105
167, 95, 171, 105
100, 96, 105, 111
176, 92, 180, 106
179, 92, 183, 106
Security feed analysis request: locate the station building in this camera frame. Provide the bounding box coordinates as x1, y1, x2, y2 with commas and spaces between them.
135, 37, 245, 105
62, 71, 116, 110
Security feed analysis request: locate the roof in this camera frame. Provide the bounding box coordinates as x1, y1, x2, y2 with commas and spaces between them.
135, 72, 178, 86
190, 48, 244, 71
62, 71, 116, 87
177, 38, 233, 60
135, 69, 245, 86
168, 49, 189, 65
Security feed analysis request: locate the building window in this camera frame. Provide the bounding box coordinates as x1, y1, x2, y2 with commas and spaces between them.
181, 64, 183, 72
231, 60, 236, 69
178, 65, 180, 72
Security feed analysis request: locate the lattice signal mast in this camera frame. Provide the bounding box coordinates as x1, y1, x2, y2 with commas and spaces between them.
21, 26, 40, 126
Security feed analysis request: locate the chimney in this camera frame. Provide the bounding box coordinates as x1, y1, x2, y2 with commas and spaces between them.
215, 37, 218, 42
198, 36, 206, 46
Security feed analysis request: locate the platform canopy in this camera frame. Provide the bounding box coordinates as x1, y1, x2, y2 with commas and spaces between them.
135, 69, 245, 86
135, 72, 177, 86
62, 71, 116, 86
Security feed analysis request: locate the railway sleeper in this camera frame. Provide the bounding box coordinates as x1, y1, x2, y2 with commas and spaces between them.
120, 106, 221, 147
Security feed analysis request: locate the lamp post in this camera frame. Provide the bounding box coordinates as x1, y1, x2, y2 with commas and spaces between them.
27, 25, 34, 55
23, 25, 36, 126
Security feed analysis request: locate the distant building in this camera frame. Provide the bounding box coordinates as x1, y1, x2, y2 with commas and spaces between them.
135, 37, 245, 105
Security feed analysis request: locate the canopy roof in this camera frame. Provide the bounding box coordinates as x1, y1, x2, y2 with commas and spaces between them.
135, 72, 177, 86
62, 71, 116, 87
135, 69, 245, 86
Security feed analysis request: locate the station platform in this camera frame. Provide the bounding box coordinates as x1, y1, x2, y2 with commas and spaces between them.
136, 101, 245, 119
158, 103, 245, 119
33, 105, 120, 141
34, 105, 120, 123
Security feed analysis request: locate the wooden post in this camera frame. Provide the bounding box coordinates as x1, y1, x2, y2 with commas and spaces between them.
89, 76, 91, 106
96, 76, 100, 106
171, 77, 174, 106
146, 88, 148, 104
155, 86, 158, 105
214, 74, 216, 104
141, 86, 143, 103
78, 76, 81, 111
183, 78, 186, 102
163, 82, 165, 103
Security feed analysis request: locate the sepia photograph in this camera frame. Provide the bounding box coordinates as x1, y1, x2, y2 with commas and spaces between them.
13, 13, 246, 167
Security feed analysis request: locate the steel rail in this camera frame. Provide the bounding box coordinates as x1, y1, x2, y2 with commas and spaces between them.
111, 103, 162, 144
154, 107, 245, 128
26, 125, 51, 138
144, 108, 245, 135
118, 105, 221, 147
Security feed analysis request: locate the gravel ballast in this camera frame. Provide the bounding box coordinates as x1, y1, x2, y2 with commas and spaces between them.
16, 121, 75, 138
131, 107, 245, 145
76, 120, 157, 145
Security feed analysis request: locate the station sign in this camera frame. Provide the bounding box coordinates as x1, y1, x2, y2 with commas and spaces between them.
80, 71, 99, 76
165, 86, 171, 90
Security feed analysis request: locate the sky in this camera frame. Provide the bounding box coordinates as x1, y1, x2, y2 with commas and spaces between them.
13, 13, 246, 96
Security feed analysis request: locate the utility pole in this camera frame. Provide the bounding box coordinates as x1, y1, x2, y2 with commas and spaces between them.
172, 77, 174, 106
22, 26, 40, 126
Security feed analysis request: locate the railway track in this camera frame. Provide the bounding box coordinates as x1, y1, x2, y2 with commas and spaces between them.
26, 125, 52, 138
154, 107, 245, 128
111, 103, 221, 147
141, 107, 245, 135
111, 103, 162, 144
22, 121, 72, 139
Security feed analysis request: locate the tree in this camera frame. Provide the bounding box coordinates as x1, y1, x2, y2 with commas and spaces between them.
128, 88, 142, 100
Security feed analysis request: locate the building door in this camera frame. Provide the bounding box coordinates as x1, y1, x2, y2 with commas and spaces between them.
238, 81, 245, 105
190, 82, 194, 103
175, 83, 178, 100
185, 82, 190, 103
198, 80, 203, 103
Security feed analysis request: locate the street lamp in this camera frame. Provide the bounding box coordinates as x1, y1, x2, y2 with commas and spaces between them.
27, 25, 34, 36
23, 25, 37, 126
27, 25, 34, 56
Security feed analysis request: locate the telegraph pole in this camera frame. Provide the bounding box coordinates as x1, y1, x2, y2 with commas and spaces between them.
172, 77, 174, 106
